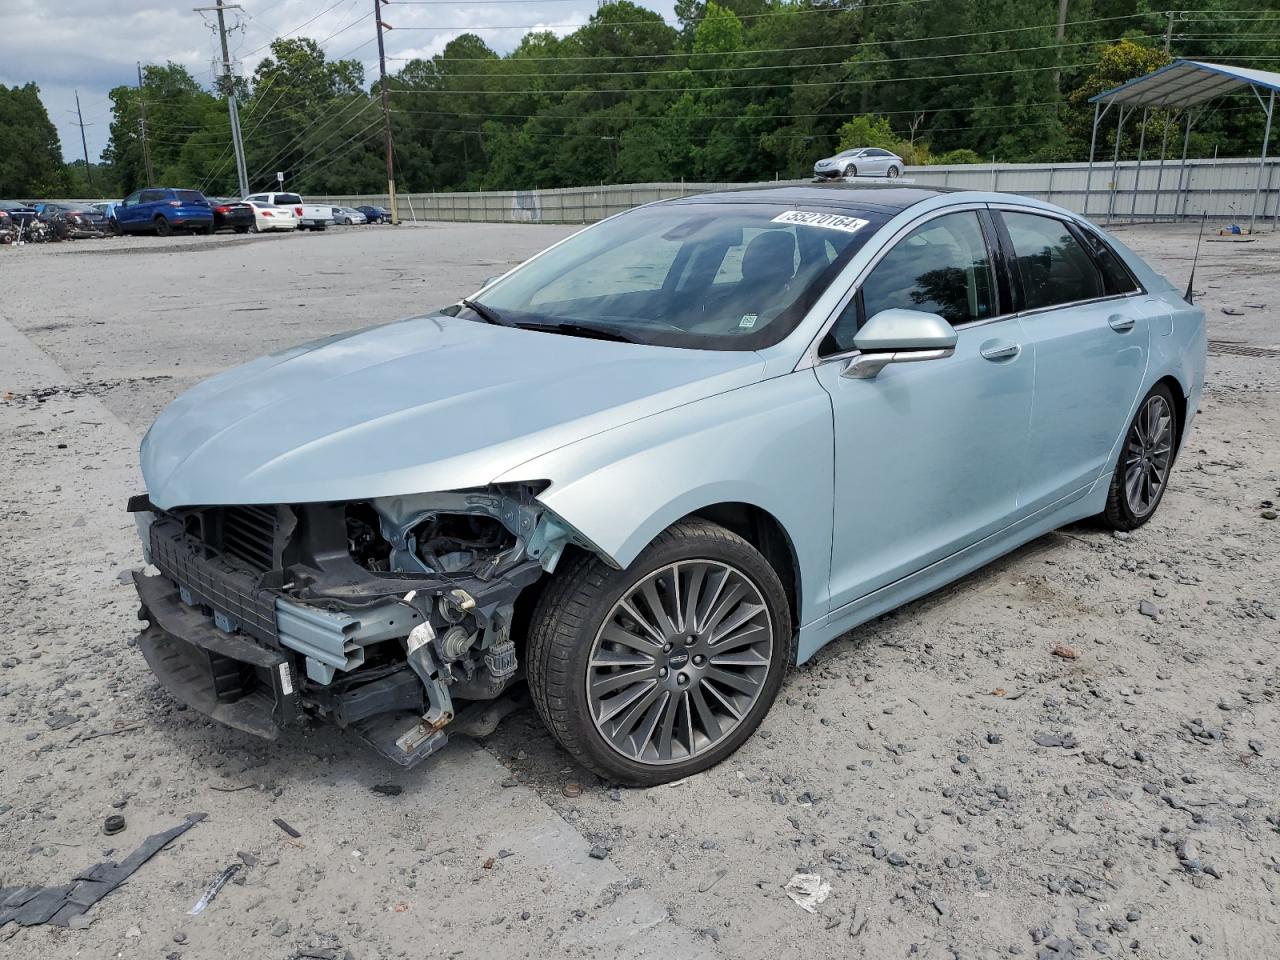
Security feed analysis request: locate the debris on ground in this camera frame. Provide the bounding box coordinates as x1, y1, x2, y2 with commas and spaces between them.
783, 873, 831, 914
188, 863, 241, 916
272, 818, 302, 839
0, 814, 205, 927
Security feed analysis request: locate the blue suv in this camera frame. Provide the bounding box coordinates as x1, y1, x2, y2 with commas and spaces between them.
114, 188, 214, 236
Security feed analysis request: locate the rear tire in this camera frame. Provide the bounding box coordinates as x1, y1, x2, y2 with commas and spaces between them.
887, 165, 901, 179
234, 226, 250, 234
154, 216, 172, 237
527, 519, 793, 785
1101, 382, 1179, 531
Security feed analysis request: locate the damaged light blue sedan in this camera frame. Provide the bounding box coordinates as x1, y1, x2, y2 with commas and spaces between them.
130, 185, 1205, 784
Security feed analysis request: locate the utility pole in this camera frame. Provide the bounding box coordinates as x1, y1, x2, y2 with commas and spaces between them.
374, 0, 399, 224
137, 62, 155, 186
1053, 0, 1069, 92
195, 0, 250, 197
71, 90, 94, 189
1164, 11, 1175, 53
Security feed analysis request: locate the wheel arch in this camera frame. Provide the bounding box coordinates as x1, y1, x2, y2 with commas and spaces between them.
1152, 373, 1188, 454
681, 502, 801, 637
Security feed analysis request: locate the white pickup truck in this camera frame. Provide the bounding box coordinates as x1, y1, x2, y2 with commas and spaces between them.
243, 191, 333, 231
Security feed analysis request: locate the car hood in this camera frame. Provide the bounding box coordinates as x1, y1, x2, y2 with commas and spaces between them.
141, 314, 765, 508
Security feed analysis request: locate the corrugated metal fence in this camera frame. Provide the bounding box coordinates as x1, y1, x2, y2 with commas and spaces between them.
316, 156, 1280, 226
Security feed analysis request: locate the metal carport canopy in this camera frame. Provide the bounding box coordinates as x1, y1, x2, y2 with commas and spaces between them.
1089, 60, 1280, 109
1084, 60, 1280, 230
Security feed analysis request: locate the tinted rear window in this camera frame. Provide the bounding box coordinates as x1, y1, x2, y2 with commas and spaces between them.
276, 193, 302, 205
175, 190, 207, 204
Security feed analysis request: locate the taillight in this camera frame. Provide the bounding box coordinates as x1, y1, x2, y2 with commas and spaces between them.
295, 206, 303, 216
168, 200, 182, 207
215, 205, 229, 213
262, 210, 273, 217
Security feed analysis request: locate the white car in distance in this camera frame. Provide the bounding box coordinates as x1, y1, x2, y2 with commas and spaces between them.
244, 201, 298, 233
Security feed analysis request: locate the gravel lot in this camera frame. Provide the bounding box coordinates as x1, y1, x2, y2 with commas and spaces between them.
1, 220, 1277, 960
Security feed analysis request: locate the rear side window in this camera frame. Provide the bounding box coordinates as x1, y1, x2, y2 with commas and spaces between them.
175, 190, 206, 204
1078, 228, 1141, 295
1001, 212, 1104, 311
139, 190, 164, 203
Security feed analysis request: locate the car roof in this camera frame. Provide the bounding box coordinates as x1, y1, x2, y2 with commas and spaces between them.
670, 183, 964, 216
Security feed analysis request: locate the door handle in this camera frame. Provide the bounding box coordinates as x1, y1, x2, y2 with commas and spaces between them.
980, 340, 1021, 361
1108, 313, 1135, 332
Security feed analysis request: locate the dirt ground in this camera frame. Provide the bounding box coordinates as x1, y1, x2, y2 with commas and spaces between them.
0, 219, 1277, 960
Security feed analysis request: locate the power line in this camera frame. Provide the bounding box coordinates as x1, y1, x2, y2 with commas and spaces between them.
389, 58, 1104, 96
247, 98, 378, 186
242, 0, 353, 58
387, 9, 1150, 34
383, 12, 1152, 62
385, 34, 1154, 80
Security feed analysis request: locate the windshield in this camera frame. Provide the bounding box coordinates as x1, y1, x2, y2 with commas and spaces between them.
468, 200, 884, 350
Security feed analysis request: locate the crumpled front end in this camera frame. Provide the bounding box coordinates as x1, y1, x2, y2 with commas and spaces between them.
129, 483, 577, 767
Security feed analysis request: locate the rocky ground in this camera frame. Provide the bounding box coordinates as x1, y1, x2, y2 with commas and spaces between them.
0, 220, 1276, 960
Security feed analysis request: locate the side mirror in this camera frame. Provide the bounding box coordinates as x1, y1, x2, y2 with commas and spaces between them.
842, 308, 957, 380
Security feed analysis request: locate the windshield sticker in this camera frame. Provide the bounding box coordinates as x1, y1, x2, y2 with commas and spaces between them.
739, 313, 759, 329
771, 210, 870, 233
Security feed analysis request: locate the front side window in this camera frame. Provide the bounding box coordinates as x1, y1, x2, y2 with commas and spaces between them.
1002, 212, 1105, 310
823, 211, 995, 355
469, 202, 885, 350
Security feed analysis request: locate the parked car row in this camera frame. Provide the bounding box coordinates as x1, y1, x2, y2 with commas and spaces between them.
2, 189, 393, 245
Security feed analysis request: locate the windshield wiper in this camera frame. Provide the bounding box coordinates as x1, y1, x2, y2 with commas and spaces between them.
460, 298, 510, 326
513, 321, 640, 344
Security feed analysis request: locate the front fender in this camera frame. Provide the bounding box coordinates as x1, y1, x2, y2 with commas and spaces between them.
496, 370, 835, 627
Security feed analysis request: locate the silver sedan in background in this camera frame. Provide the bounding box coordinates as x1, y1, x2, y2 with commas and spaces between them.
332, 206, 368, 225
814, 147, 904, 179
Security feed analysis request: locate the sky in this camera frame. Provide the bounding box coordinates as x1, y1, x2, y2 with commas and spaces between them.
0, 0, 679, 163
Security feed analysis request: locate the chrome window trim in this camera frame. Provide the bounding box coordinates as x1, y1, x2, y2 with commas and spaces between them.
800, 201, 1148, 371
988, 203, 1147, 298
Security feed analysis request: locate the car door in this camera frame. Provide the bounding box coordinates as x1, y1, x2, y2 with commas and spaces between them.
992, 208, 1151, 513
812, 208, 1033, 611
862, 149, 890, 176
137, 189, 165, 226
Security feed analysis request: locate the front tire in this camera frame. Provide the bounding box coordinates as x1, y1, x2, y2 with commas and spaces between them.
527, 519, 793, 785
842, 164, 858, 178
1102, 383, 1178, 531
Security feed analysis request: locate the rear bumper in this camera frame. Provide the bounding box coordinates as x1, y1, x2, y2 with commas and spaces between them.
134, 570, 301, 739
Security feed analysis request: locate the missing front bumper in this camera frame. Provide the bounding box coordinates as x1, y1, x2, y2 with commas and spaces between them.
134, 570, 300, 739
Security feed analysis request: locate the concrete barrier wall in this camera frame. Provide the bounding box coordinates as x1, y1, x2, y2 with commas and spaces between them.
314, 157, 1280, 226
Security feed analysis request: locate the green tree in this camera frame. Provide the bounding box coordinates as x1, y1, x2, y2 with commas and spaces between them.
0, 83, 69, 196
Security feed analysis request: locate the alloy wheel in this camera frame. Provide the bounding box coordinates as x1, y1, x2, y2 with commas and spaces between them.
1124, 393, 1174, 516
585, 560, 774, 765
